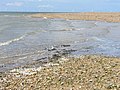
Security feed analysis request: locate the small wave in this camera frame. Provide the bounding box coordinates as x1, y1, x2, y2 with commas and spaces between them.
0, 35, 26, 46
0, 14, 25, 18
91, 37, 105, 42
5, 15, 23, 17
26, 30, 47, 35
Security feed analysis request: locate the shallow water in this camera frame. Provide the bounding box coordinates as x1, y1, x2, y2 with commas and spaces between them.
0, 13, 120, 72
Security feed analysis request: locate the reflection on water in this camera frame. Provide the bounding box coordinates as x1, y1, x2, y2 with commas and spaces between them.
0, 13, 120, 72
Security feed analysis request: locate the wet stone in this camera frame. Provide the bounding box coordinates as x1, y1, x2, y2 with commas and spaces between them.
36, 57, 48, 61
48, 46, 57, 51
61, 45, 71, 47
51, 54, 61, 60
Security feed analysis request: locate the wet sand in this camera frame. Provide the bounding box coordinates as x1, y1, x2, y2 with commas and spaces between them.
0, 55, 120, 90
30, 12, 120, 22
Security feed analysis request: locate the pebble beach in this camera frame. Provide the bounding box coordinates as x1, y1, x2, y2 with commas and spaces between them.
0, 55, 120, 90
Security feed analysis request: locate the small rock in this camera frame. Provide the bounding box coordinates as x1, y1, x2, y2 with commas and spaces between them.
61, 45, 70, 47
36, 57, 47, 61
61, 82, 64, 85
51, 54, 61, 60
48, 46, 57, 51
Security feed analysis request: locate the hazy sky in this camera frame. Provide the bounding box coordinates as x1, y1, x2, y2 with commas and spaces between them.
0, 0, 120, 12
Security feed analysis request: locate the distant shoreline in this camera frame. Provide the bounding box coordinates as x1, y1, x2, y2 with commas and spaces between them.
30, 12, 120, 23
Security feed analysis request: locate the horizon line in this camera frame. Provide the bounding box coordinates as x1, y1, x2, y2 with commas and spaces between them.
0, 11, 120, 13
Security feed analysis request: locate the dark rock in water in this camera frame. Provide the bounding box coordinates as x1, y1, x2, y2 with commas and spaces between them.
61, 45, 70, 47
36, 57, 47, 61
55, 50, 61, 54
51, 54, 61, 60
69, 49, 77, 52
48, 46, 57, 51
44, 48, 47, 50
55, 49, 77, 57
42, 45, 77, 63
0, 65, 4, 68
62, 49, 77, 55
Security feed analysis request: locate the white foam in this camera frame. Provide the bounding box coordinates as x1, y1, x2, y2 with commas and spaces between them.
10, 67, 42, 75
3, 15, 22, 18
0, 35, 25, 46
43, 17, 47, 19
91, 37, 105, 42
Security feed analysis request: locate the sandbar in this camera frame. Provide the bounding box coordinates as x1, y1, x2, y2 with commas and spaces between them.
30, 12, 120, 23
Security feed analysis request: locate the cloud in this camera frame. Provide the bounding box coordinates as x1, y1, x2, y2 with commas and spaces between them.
6, 2, 23, 7
38, 5, 53, 8
28, 0, 42, 2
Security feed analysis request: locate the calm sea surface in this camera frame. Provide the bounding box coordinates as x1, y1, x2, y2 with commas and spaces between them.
0, 12, 120, 72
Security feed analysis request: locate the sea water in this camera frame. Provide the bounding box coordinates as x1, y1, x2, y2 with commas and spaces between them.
0, 12, 120, 72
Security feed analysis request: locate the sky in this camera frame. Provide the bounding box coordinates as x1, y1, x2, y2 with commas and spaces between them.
0, 0, 120, 12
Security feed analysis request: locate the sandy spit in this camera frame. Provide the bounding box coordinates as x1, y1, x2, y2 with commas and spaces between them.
0, 55, 120, 90
30, 12, 120, 23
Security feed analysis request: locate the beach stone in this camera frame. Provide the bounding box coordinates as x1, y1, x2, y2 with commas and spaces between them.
36, 57, 47, 61
52, 54, 61, 60
48, 46, 57, 51
61, 45, 70, 47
